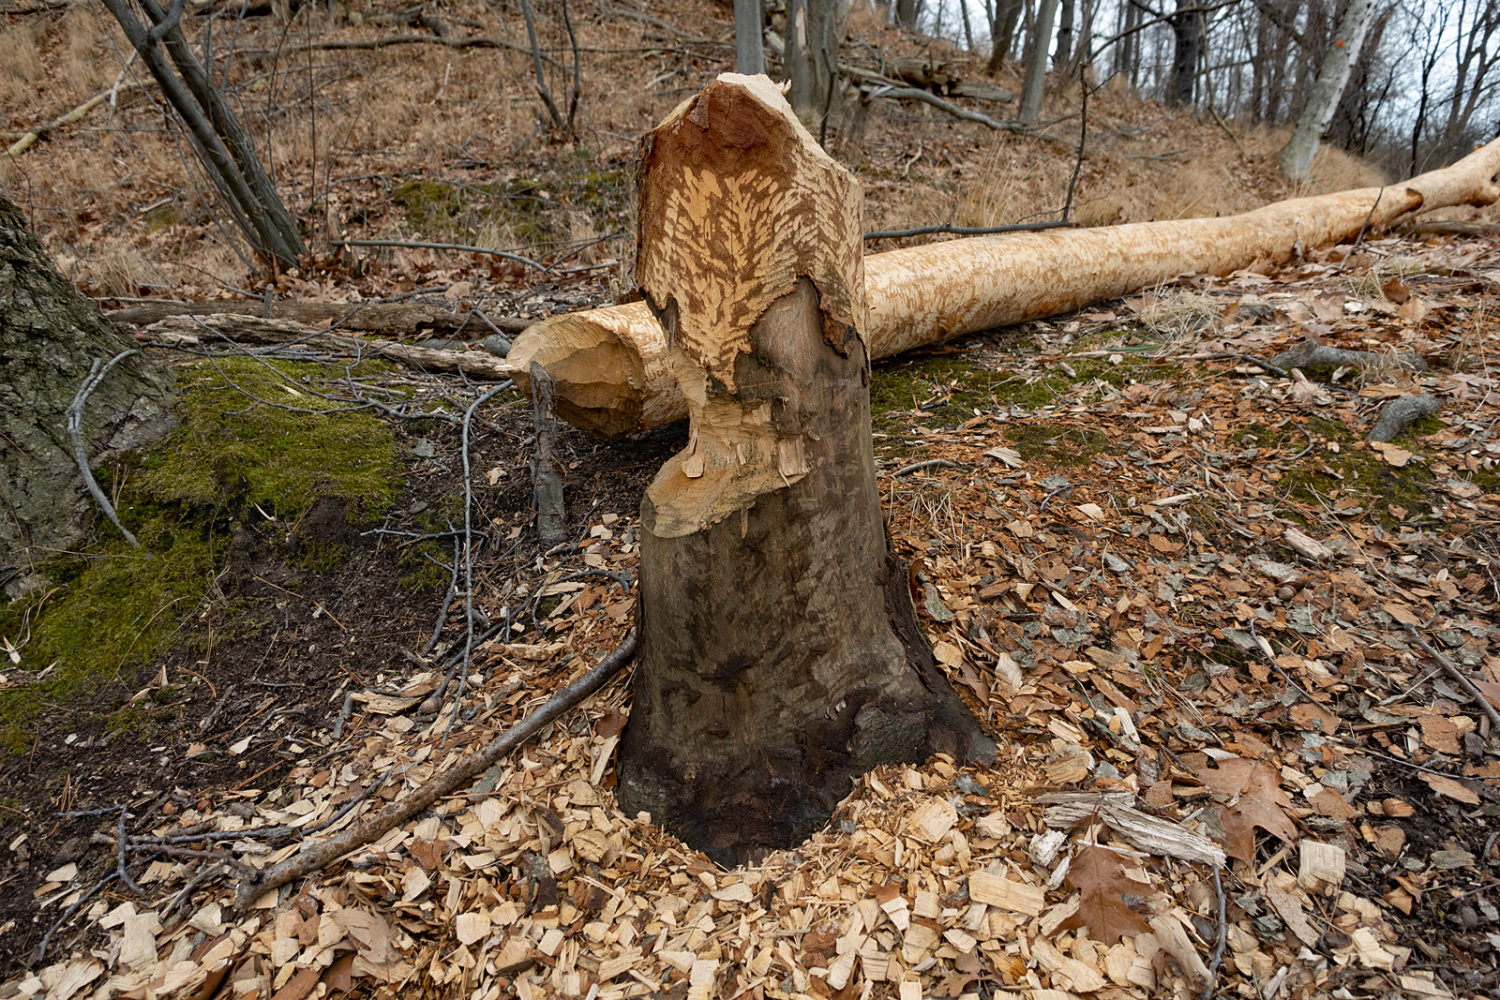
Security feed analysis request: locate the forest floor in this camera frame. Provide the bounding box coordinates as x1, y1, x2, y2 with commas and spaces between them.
2, 1, 1500, 999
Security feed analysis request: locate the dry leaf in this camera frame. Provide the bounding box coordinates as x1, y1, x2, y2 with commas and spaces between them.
1057, 845, 1151, 945
1197, 758, 1297, 863
1421, 772, 1480, 805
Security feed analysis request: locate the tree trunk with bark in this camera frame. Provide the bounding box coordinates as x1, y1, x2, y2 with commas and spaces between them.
0, 195, 176, 595
1277, 0, 1377, 180
506, 136, 1500, 437
1167, 0, 1204, 107
612, 75, 986, 864
734, 0, 765, 74
1019, 0, 1061, 124
986, 0, 1025, 74
785, 0, 844, 132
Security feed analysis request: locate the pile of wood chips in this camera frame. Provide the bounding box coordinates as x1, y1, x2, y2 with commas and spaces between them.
10, 234, 1500, 1000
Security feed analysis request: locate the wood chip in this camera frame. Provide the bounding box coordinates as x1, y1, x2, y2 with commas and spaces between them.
968, 873, 1044, 916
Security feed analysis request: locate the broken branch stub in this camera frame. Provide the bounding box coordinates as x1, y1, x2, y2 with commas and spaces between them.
614, 74, 985, 864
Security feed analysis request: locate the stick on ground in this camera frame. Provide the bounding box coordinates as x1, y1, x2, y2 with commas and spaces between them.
232, 630, 638, 910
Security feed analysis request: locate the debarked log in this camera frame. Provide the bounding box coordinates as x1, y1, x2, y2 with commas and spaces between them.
508, 136, 1500, 437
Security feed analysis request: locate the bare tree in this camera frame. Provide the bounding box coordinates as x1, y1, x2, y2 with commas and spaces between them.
101, 0, 303, 266
735, 0, 766, 74
987, 0, 1027, 73
1277, 0, 1378, 178
1019, 0, 1061, 123
785, 0, 845, 134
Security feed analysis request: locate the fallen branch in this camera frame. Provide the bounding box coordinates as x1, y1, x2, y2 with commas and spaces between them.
141, 313, 516, 381
868, 83, 1032, 134
1402, 623, 1500, 736
338, 238, 551, 272
1368, 393, 1441, 443
1267, 341, 1428, 373
232, 630, 637, 909
510, 131, 1500, 437
4, 80, 147, 159
109, 298, 530, 336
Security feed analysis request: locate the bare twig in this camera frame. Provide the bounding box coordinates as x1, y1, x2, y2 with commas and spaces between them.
448, 383, 512, 737
116, 806, 144, 894
864, 220, 1076, 240
1199, 867, 1227, 1000
1402, 622, 1500, 735
66, 350, 142, 547
232, 630, 639, 910
892, 459, 958, 477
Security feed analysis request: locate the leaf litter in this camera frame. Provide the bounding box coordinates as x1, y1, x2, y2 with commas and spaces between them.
4, 231, 1500, 1000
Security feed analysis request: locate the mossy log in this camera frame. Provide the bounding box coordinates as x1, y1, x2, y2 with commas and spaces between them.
509, 136, 1500, 437
613, 75, 985, 863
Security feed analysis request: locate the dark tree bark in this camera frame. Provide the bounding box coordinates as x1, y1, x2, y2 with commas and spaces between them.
896, 0, 918, 29
987, 0, 1026, 73
786, 0, 844, 133
1167, 0, 1204, 107
613, 75, 986, 864
0, 195, 176, 594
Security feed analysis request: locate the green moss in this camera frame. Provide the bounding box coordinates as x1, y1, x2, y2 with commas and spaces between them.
394, 495, 466, 593
1268, 417, 1437, 528
142, 203, 179, 233
392, 181, 471, 235
0, 528, 220, 752
132, 357, 398, 524
1004, 422, 1119, 466
0, 357, 401, 753
869, 356, 1065, 436
391, 164, 631, 244
1065, 355, 1186, 388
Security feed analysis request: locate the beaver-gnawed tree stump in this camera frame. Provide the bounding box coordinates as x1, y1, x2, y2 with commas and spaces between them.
614, 74, 988, 865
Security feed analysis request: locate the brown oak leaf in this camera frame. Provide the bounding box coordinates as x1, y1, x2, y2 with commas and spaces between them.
1197, 757, 1297, 863
1058, 844, 1152, 944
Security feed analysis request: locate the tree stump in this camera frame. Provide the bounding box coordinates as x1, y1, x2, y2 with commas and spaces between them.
614, 75, 987, 865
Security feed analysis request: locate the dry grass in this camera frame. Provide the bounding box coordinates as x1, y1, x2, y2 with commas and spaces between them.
0, 22, 44, 115
1134, 286, 1222, 346
0, 0, 1403, 304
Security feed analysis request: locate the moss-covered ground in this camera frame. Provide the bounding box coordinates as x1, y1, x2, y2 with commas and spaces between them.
1240, 414, 1442, 529
0, 357, 403, 752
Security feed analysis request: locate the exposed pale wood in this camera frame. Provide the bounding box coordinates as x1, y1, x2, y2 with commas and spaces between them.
1298, 841, 1346, 895
968, 872, 1046, 915
511, 136, 1500, 437
614, 74, 984, 864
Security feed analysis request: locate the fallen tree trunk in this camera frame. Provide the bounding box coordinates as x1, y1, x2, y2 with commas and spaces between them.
508, 136, 1500, 437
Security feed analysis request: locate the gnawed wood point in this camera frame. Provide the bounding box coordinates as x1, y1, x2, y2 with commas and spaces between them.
613, 74, 986, 863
